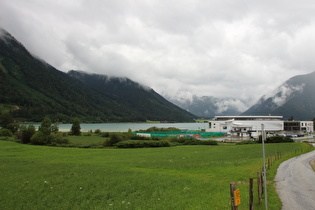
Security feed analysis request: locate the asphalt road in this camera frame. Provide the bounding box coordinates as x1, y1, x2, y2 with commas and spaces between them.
274, 149, 315, 210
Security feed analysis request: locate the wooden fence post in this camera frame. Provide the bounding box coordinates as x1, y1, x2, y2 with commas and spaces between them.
261, 171, 264, 194
230, 182, 238, 210
249, 178, 254, 210
257, 172, 262, 203
267, 156, 271, 169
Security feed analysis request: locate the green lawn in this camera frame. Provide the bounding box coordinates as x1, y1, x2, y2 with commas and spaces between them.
0, 140, 313, 209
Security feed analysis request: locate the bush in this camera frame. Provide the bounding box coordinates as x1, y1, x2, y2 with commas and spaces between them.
17, 125, 36, 144
198, 140, 218, 145
101, 132, 110, 137
103, 133, 128, 147
6, 123, 19, 133
167, 136, 218, 146
30, 131, 50, 145
94, 129, 102, 135
163, 136, 180, 142
0, 128, 13, 137
258, 135, 294, 143
115, 140, 171, 148
130, 135, 152, 140
136, 127, 181, 133
236, 140, 258, 145
50, 133, 69, 145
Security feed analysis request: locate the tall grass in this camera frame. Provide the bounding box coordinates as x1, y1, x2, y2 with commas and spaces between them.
0, 140, 312, 209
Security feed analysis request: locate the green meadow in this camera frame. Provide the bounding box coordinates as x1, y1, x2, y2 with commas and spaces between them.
0, 139, 313, 209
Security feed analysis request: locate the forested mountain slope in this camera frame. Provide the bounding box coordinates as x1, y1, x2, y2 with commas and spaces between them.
68, 70, 196, 122
0, 28, 195, 122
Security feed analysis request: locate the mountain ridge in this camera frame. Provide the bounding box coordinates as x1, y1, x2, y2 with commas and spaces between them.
67, 70, 196, 122
0, 28, 195, 122
242, 71, 315, 120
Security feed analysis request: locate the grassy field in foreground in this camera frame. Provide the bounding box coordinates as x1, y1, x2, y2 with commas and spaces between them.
0, 140, 313, 210
67, 135, 105, 148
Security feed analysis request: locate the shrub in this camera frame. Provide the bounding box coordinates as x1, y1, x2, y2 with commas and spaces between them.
0, 128, 13, 137
115, 140, 171, 148
166, 136, 218, 146
17, 125, 36, 144
6, 123, 19, 133
50, 133, 69, 145
103, 133, 128, 147
136, 127, 181, 133
163, 136, 180, 142
258, 135, 294, 143
94, 129, 102, 135
198, 140, 218, 145
101, 132, 110, 137
30, 131, 50, 145
236, 140, 258, 145
51, 124, 59, 134
130, 135, 151, 140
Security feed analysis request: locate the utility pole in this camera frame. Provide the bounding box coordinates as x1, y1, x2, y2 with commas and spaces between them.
261, 124, 268, 210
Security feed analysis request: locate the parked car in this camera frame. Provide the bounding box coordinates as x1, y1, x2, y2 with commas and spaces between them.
297, 133, 304, 137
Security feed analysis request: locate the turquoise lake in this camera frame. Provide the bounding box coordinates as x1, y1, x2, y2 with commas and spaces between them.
28, 122, 210, 132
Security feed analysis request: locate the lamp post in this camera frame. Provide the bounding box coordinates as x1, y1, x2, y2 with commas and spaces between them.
261, 124, 268, 210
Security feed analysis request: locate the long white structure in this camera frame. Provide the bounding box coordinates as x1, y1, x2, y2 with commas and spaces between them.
207, 116, 284, 138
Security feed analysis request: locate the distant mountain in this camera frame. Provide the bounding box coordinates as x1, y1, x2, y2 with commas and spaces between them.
166, 95, 249, 118
0, 28, 195, 122
242, 71, 315, 120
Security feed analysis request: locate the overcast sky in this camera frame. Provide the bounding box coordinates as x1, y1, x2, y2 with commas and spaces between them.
1, 0, 315, 104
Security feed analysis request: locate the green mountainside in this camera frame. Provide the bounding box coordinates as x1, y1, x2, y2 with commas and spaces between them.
67, 70, 195, 122
242, 71, 315, 120
0, 28, 195, 122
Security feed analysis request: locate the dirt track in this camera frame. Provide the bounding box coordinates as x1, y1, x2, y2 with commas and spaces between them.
274, 150, 315, 210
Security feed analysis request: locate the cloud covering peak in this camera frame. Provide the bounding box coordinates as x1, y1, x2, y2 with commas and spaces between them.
1, 0, 315, 104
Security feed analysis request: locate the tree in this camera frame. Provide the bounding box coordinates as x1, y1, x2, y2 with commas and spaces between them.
7, 123, 19, 133
0, 111, 13, 128
18, 125, 36, 144
31, 131, 50, 145
0, 128, 13, 137
0, 111, 19, 133
70, 118, 81, 136
51, 124, 59, 134
38, 117, 52, 135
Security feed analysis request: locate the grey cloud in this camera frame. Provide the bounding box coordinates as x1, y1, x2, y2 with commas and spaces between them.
1, 0, 315, 105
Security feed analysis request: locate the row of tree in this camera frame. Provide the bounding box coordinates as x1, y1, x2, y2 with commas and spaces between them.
0, 110, 81, 145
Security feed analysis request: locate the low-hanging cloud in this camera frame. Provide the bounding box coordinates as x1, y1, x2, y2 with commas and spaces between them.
1, 0, 315, 105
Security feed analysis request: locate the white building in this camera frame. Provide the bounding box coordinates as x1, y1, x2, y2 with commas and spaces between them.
284, 121, 314, 133
207, 116, 284, 138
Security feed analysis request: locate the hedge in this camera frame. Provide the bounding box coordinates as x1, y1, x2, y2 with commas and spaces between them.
115, 140, 171, 148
